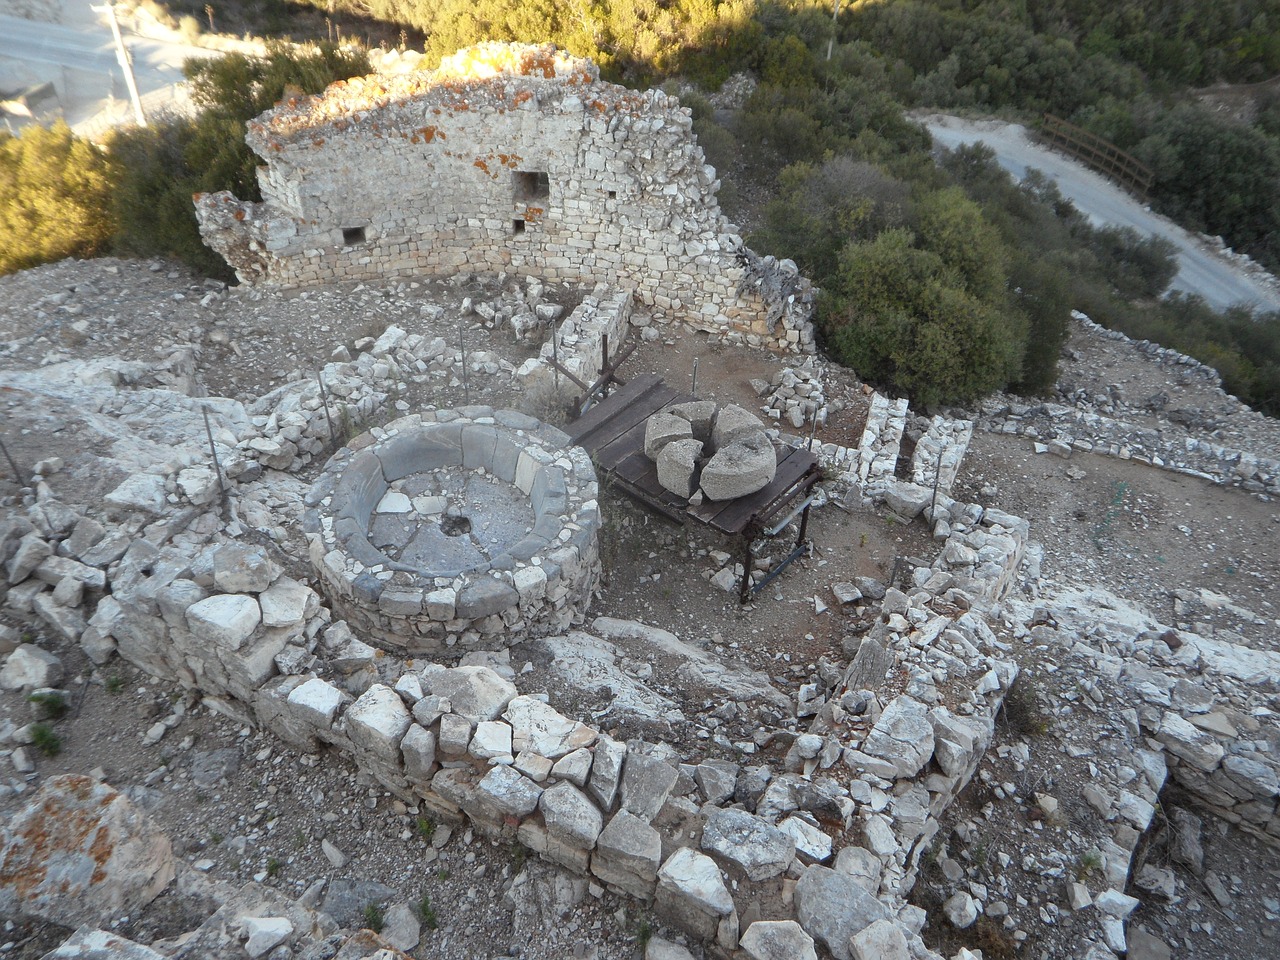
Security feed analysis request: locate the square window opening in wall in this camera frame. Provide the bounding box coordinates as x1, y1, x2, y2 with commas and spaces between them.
513, 219, 526, 235
342, 226, 366, 245
607, 189, 617, 200
513, 170, 550, 201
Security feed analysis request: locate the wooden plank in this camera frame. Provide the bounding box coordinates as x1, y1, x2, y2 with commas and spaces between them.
591, 425, 646, 472
611, 452, 687, 521
577, 384, 680, 458
566, 372, 663, 444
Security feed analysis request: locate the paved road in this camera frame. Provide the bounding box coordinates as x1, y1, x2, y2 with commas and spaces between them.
920, 114, 1280, 314
0, 10, 211, 128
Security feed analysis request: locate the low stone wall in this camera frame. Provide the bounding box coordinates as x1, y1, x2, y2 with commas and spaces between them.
303, 407, 600, 655
856, 394, 910, 486
980, 313, 1280, 496
911, 416, 974, 495
517, 284, 634, 393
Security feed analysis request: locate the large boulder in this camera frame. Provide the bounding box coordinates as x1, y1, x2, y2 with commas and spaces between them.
0, 775, 174, 927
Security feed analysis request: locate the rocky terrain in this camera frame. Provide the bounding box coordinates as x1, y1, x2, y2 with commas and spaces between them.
1, 255, 1278, 960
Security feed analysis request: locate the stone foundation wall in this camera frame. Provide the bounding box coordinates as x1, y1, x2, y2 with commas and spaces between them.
303, 407, 600, 655
194, 43, 815, 354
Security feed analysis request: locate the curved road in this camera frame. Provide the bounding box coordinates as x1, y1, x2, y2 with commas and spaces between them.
920, 114, 1280, 314
0, 9, 211, 128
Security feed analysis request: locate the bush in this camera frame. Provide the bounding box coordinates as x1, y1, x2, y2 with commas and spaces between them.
0, 122, 115, 275
820, 227, 1024, 407
109, 42, 369, 276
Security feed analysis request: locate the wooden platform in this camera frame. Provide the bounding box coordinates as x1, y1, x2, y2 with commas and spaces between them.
567, 375, 822, 599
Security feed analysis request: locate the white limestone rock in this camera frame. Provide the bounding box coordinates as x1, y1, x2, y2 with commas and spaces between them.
185, 595, 261, 650
794, 865, 890, 960
700, 808, 795, 881
505, 695, 597, 759
859, 696, 934, 778
0, 775, 174, 927
344, 684, 412, 760
258, 576, 318, 628
424, 666, 517, 722
242, 916, 293, 958
849, 918, 909, 960
655, 848, 735, 940
0, 644, 63, 692
287, 677, 346, 728
740, 920, 818, 960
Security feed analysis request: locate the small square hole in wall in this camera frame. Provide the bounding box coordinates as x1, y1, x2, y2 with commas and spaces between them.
513, 170, 550, 201
513, 219, 526, 235
607, 190, 617, 200
342, 226, 366, 245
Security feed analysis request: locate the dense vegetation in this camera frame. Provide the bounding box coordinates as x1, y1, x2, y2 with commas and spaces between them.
3, 0, 1279, 410
0, 123, 115, 274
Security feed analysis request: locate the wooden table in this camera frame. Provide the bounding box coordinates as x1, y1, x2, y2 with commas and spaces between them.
567, 374, 822, 602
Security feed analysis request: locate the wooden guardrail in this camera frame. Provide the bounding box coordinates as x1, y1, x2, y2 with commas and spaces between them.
1039, 113, 1154, 198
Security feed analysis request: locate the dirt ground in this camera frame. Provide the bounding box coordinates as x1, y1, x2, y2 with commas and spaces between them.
2, 257, 1280, 958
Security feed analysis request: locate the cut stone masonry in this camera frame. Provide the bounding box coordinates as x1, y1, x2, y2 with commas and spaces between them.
194, 43, 815, 355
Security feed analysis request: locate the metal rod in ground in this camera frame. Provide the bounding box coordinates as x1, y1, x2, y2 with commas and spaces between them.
551, 318, 561, 392
691, 358, 699, 399
807, 415, 819, 452
0, 437, 22, 483
202, 406, 227, 503
316, 371, 336, 445
459, 315, 470, 405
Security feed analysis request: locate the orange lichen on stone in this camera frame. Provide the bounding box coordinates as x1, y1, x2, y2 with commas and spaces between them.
233, 209, 246, 221
474, 158, 491, 175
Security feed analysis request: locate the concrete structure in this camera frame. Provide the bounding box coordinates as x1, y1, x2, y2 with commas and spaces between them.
194, 42, 815, 353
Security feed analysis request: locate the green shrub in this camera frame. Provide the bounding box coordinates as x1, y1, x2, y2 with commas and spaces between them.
30, 723, 62, 757
0, 122, 115, 275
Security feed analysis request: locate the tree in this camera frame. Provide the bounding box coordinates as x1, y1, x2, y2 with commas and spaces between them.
820, 227, 1024, 407
0, 122, 115, 275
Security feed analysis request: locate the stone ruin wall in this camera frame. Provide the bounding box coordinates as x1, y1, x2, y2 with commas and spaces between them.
195, 44, 816, 354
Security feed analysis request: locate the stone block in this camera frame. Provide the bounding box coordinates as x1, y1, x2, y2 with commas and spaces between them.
700, 434, 775, 502
740, 920, 819, 960
711, 404, 766, 448
505, 695, 597, 759
401, 723, 437, 782
455, 578, 520, 620
644, 412, 693, 459
656, 439, 702, 498
794, 865, 890, 960
621, 752, 679, 822
655, 847, 735, 941
344, 684, 412, 761
700, 808, 795, 881
539, 782, 604, 850
185, 595, 262, 650
478, 764, 543, 818
424, 665, 517, 722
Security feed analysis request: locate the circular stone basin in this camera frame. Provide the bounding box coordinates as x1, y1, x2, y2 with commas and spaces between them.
303, 406, 601, 655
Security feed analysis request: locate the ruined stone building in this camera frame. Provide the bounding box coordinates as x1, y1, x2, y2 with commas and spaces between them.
195, 43, 814, 352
